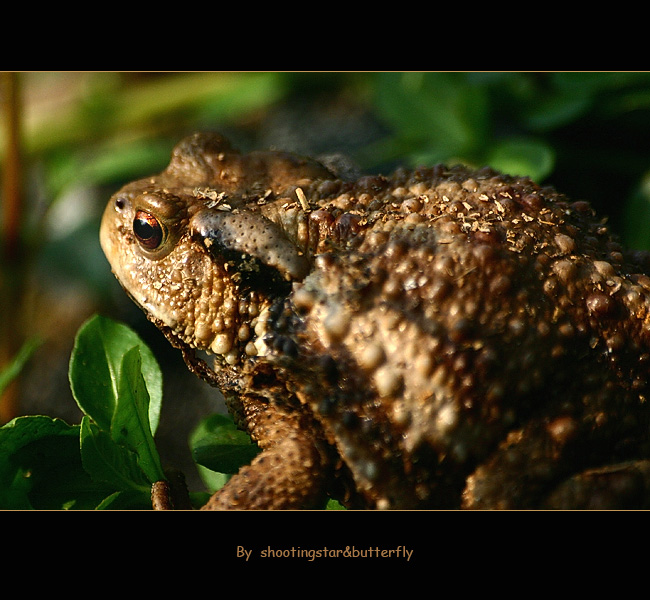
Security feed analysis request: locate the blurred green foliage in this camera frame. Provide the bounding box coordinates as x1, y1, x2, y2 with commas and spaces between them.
8, 71, 650, 290
369, 72, 650, 182
14, 71, 650, 187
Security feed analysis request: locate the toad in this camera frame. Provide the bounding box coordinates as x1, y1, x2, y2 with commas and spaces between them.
100, 132, 650, 509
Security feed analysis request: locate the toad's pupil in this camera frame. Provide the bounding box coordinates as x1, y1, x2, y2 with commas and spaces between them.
134, 211, 163, 249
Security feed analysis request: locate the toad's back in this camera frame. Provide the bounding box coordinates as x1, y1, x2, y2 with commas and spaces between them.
100, 133, 650, 509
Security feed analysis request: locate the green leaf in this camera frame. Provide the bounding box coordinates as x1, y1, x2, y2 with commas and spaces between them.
195, 71, 286, 122
190, 414, 260, 475
521, 92, 592, 131
111, 346, 165, 483
623, 171, 650, 251
0, 415, 112, 509
195, 468, 230, 494
94, 489, 153, 510
372, 72, 489, 163
0, 337, 41, 396
80, 416, 151, 492
485, 138, 555, 181
68, 316, 167, 506
69, 314, 162, 433
550, 71, 650, 94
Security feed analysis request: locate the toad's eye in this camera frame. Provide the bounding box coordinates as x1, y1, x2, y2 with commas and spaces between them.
133, 210, 164, 250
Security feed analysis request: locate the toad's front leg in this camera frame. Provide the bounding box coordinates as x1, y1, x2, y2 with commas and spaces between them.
201, 395, 331, 510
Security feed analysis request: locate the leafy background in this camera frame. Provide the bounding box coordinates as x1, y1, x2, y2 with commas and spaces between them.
3, 71, 650, 495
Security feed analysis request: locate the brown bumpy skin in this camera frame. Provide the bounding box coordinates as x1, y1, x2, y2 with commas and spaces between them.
201, 396, 328, 510
100, 132, 650, 509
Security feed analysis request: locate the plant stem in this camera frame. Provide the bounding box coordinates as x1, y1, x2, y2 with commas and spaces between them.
2, 72, 21, 262
1, 72, 24, 423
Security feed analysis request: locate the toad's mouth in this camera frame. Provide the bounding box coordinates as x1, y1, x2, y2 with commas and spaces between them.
144, 312, 242, 392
